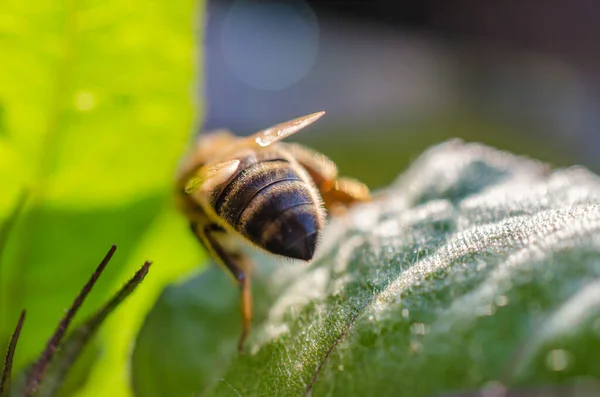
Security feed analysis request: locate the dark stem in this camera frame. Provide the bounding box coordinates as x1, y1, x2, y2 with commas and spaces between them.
23, 245, 117, 397
80, 260, 152, 331
0, 310, 26, 397
36, 260, 152, 397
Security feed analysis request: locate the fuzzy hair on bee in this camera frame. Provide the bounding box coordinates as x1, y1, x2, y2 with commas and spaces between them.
175, 111, 370, 351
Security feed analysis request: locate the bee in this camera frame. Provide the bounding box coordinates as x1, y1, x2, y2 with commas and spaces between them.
176, 111, 370, 351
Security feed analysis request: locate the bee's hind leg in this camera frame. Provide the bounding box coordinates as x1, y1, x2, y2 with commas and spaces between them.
320, 177, 371, 216
237, 274, 252, 352
282, 143, 371, 215
190, 223, 253, 352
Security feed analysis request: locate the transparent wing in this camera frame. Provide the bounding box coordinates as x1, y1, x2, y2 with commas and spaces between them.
184, 159, 240, 194
245, 111, 325, 148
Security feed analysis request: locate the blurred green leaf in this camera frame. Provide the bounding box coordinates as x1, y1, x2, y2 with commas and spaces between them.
0, 0, 201, 394
73, 208, 203, 397
0, 191, 27, 270
133, 140, 600, 396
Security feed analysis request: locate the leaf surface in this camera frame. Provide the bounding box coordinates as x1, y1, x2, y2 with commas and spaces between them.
133, 140, 600, 396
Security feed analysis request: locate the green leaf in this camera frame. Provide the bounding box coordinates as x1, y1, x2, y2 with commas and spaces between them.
0, 0, 200, 392
73, 208, 203, 397
132, 140, 600, 396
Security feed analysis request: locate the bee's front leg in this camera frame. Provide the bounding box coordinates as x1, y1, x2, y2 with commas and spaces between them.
191, 223, 253, 352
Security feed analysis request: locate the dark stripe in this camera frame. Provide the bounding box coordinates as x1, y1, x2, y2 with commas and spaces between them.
261, 158, 290, 163
213, 158, 290, 215
261, 203, 320, 260
209, 153, 259, 212
259, 201, 314, 240
241, 180, 315, 244
216, 161, 301, 229
232, 178, 299, 228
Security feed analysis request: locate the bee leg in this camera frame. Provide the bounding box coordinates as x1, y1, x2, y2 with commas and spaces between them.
281, 142, 338, 193
282, 143, 370, 214
320, 177, 371, 216
190, 223, 253, 352
238, 274, 252, 352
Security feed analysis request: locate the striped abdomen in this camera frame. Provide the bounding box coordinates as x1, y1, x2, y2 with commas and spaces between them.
211, 155, 323, 261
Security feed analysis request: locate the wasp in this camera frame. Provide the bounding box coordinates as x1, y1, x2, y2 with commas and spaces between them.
176, 111, 370, 351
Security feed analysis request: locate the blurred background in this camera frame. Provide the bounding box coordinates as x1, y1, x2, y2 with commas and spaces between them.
203, 0, 600, 189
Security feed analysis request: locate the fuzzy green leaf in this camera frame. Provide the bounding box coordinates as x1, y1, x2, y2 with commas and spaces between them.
133, 140, 600, 397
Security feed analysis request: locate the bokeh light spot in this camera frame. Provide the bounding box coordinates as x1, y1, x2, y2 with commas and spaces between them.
546, 349, 571, 371
221, 0, 319, 91
74, 91, 96, 112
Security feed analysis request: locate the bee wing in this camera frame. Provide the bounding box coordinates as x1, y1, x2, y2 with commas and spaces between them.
184, 159, 240, 194
244, 111, 325, 148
